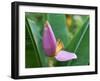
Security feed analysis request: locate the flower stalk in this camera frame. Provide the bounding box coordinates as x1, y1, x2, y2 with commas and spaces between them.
48, 57, 55, 67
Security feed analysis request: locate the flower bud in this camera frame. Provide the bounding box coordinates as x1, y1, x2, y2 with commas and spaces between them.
43, 21, 56, 56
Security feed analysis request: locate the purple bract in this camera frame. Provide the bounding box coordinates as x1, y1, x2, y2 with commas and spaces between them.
43, 21, 56, 56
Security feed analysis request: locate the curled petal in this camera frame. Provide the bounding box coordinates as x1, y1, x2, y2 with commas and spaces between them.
43, 21, 56, 56
55, 50, 77, 61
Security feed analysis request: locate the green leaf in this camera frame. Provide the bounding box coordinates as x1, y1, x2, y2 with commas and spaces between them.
47, 14, 70, 47
71, 27, 89, 65
25, 19, 41, 68
25, 17, 48, 68
66, 17, 89, 66
66, 17, 89, 52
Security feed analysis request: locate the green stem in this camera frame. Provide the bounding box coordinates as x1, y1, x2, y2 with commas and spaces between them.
48, 57, 54, 67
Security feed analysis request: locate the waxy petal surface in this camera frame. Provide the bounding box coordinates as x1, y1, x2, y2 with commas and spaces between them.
55, 50, 77, 61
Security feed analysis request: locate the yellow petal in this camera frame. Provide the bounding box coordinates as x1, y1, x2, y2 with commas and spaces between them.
55, 39, 64, 55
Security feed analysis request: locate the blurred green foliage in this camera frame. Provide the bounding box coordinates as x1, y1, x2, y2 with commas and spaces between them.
25, 12, 89, 68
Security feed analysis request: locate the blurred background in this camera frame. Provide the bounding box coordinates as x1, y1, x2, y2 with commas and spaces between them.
25, 12, 89, 68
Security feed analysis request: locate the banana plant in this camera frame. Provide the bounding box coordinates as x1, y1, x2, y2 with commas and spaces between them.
25, 12, 89, 68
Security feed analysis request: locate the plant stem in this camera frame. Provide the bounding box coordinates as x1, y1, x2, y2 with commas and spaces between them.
48, 57, 54, 67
